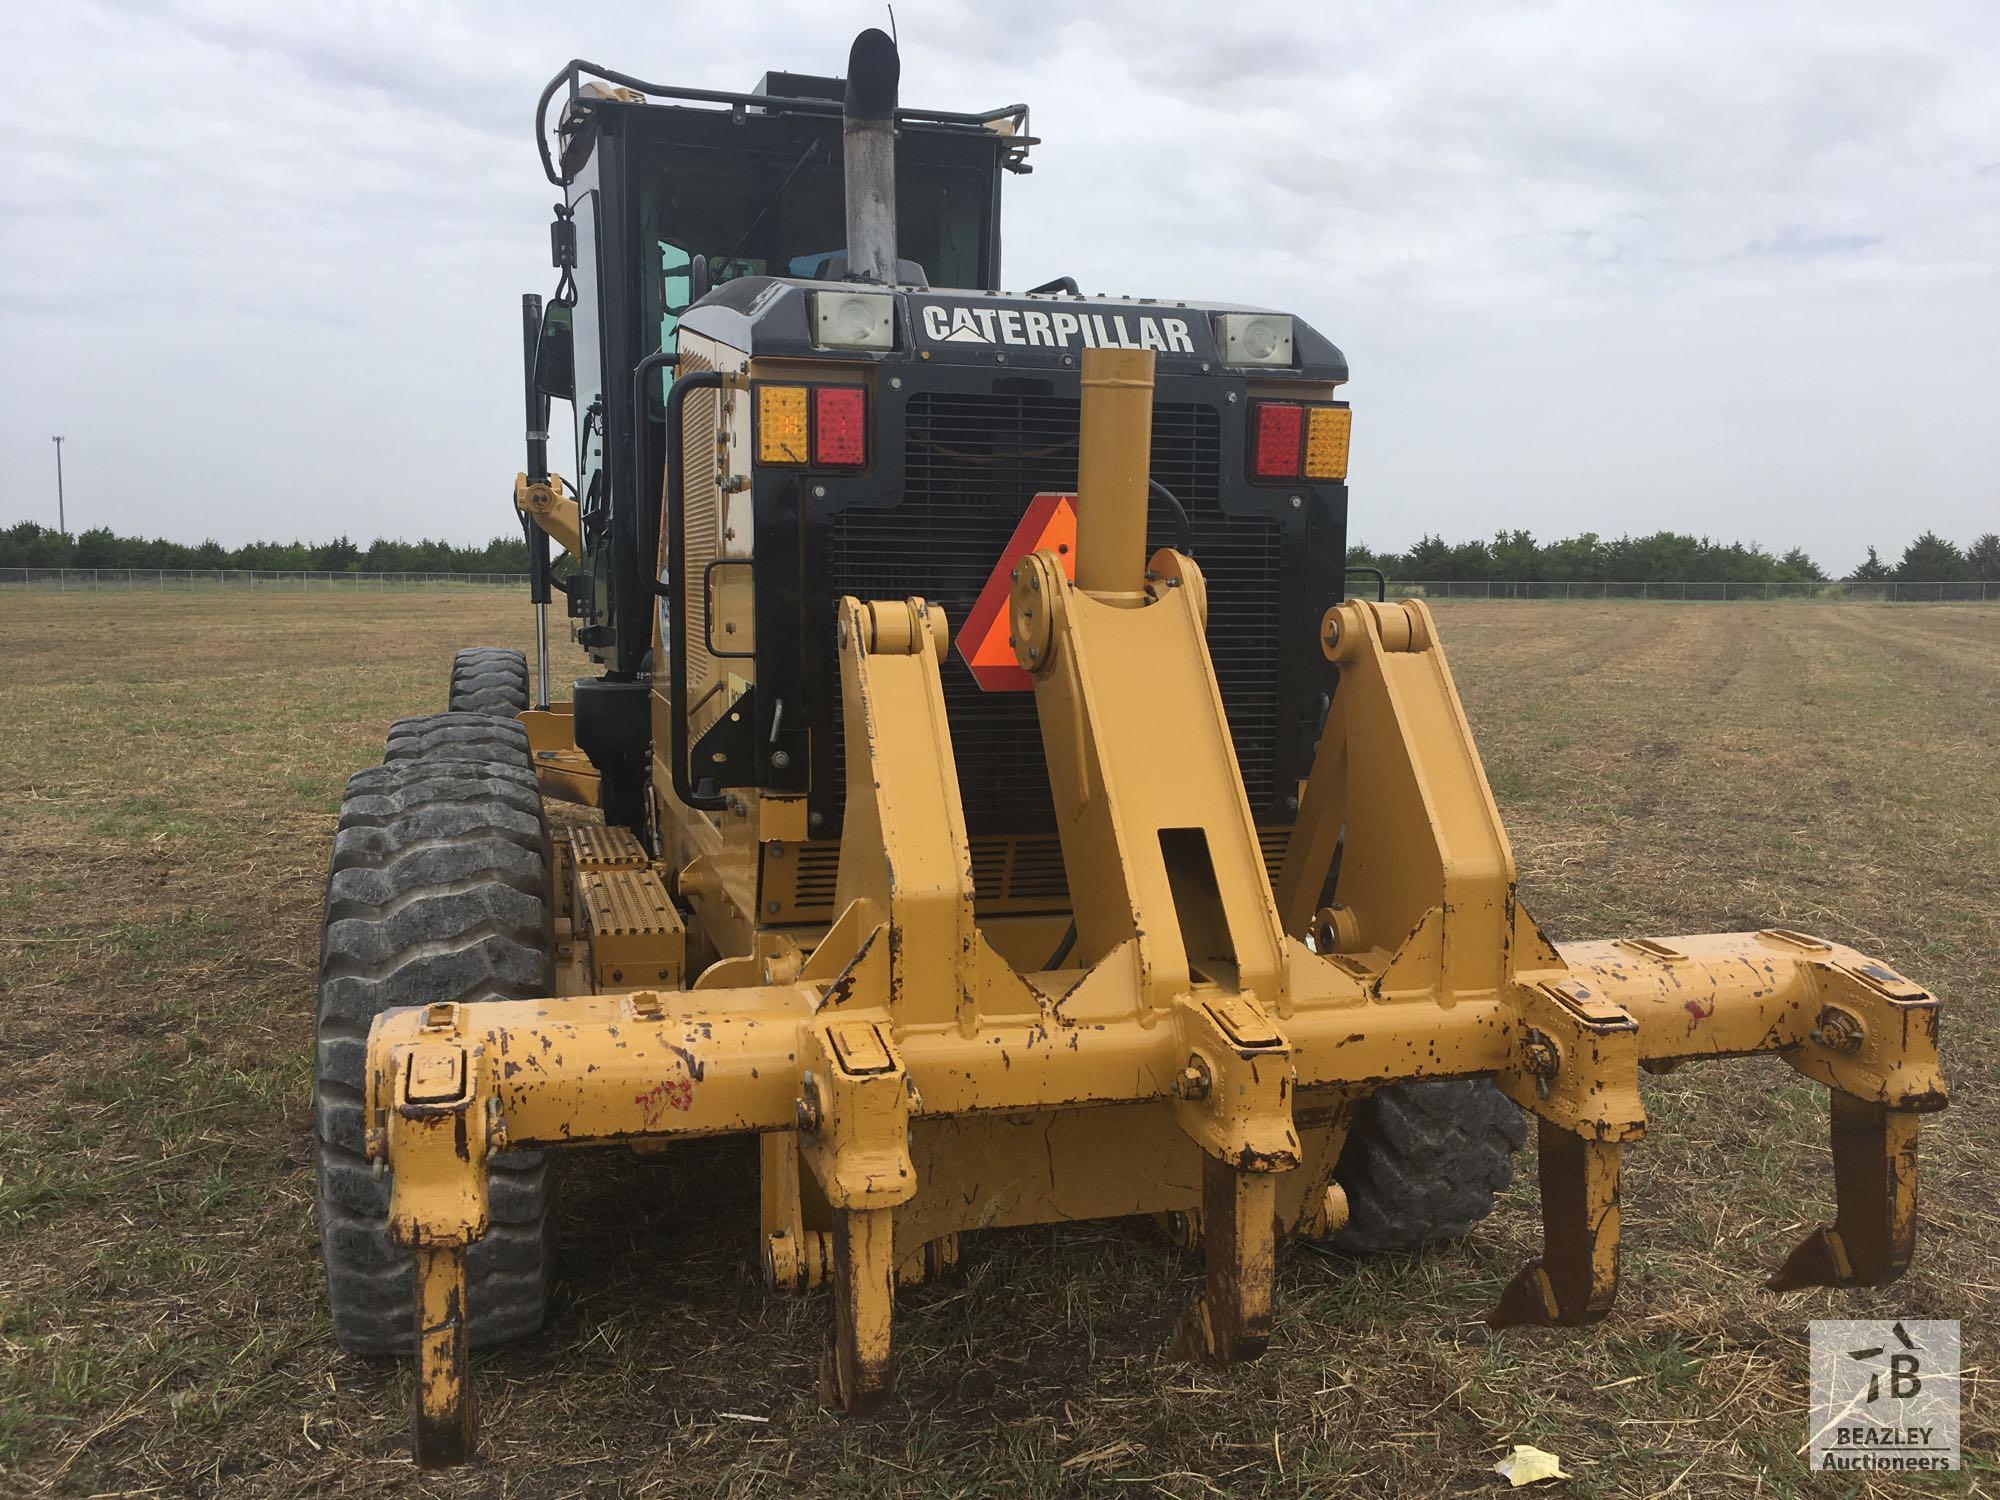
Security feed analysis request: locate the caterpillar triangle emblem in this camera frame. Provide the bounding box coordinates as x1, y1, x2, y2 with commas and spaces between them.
954, 492, 1077, 691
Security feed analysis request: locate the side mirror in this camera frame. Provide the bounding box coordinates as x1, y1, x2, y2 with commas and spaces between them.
689, 253, 711, 306
534, 302, 575, 403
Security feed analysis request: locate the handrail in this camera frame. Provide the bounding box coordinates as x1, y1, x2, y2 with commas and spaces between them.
661, 369, 730, 810
536, 59, 1029, 186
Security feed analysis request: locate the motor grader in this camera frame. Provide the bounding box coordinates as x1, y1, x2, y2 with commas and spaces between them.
314, 29, 1948, 1466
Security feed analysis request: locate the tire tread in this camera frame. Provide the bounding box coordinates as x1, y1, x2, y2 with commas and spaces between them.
1331, 1078, 1527, 1252
448, 648, 529, 718
315, 730, 552, 1356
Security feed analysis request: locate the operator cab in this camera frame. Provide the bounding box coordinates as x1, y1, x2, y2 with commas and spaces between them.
531, 57, 1029, 689
523, 33, 1349, 929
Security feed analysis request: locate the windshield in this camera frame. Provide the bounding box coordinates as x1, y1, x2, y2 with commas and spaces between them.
637, 138, 990, 352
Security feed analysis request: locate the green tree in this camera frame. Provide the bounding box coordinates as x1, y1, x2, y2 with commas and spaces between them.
1489, 529, 1538, 579
1775, 547, 1826, 582
1607, 532, 1696, 580
1966, 533, 2000, 581
1346, 542, 1397, 576
72, 527, 126, 568
1848, 547, 1892, 581
1445, 538, 1493, 580
1896, 532, 1969, 581
1403, 534, 1456, 579
310, 535, 361, 572
1538, 532, 1605, 581
0, 522, 73, 567
131, 536, 195, 569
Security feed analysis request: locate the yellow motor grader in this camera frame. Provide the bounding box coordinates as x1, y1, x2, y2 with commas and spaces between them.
314, 29, 1948, 1465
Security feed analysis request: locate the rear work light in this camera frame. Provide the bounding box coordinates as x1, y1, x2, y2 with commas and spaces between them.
1249, 400, 1350, 482
1215, 312, 1295, 367
754, 384, 869, 469
812, 290, 894, 351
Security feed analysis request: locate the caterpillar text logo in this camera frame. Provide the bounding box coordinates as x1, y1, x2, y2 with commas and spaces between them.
919, 302, 1199, 355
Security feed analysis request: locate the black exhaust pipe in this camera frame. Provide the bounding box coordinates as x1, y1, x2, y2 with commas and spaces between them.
842, 28, 900, 283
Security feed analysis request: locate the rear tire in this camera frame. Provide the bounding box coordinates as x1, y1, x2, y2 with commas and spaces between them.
1331, 1079, 1527, 1252
385, 710, 529, 767
313, 750, 554, 1355
448, 647, 530, 718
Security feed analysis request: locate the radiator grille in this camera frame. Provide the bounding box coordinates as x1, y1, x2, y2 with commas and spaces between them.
827, 393, 1282, 837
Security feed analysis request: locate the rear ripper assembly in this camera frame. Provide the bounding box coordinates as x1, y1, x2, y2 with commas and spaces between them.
332, 28, 1948, 1469
367, 347, 1946, 1464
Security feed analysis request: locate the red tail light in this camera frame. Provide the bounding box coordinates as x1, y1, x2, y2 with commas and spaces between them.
1252, 401, 1304, 478
812, 387, 867, 467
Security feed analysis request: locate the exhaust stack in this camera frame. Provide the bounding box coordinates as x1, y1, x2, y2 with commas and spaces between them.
842, 28, 900, 283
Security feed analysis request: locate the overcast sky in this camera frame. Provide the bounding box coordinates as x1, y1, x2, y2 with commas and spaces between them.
6, 1, 1995, 572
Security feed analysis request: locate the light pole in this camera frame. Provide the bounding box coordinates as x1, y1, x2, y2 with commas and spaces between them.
51, 435, 66, 537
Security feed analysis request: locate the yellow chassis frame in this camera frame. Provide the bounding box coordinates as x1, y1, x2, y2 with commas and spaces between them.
371, 352, 1946, 1465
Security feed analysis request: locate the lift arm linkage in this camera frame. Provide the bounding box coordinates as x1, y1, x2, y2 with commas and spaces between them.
513, 471, 581, 557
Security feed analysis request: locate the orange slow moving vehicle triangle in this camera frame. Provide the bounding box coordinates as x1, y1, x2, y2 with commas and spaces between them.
953, 493, 1078, 691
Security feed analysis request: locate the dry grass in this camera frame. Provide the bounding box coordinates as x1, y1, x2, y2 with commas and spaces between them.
0, 590, 1993, 1497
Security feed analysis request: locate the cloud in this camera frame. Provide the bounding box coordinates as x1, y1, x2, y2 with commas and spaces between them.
5, 0, 1996, 572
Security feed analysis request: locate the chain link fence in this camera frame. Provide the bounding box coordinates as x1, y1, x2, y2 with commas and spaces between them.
0, 568, 1991, 602
0, 568, 530, 590
1387, 579, 1995, 602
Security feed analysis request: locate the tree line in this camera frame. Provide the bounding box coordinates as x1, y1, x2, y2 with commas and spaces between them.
4, 519, 1996, 582
1346, 529, 2000, 583
0, 522, 529, 575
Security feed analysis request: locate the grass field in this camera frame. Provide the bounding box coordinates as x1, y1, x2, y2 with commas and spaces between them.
0, 591, 1993, 1497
